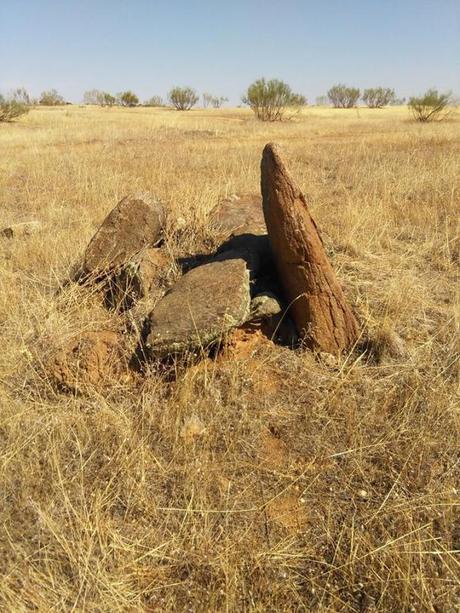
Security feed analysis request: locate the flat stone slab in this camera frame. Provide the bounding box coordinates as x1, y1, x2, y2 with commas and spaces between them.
211, 193, 266, 239
83, 193, 164, 276
145, 258, 251, 357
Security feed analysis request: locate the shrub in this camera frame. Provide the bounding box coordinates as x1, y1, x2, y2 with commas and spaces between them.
83, 89, 105, 105
102, 92, 116, 107
10, 87, 31, 105
408, 89, 452, 122
328, 84, 360, 108
242, 78, 306, 121
315, 95, 329, 106
39, 89, 65, 105
202, 92, 213, 108
390, 97, 406, 106
362, 87, 395, 108
211, 96, 228, 109
144, 96, 164, 107
202, 93, 228, 108
118, 91, 139, 107
169, 87, 199, 110
0, 94, 29, 122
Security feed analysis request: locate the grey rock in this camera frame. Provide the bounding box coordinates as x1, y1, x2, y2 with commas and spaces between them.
250, 292, 283, 320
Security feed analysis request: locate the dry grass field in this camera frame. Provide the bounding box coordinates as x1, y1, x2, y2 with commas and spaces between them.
1, 105, 459, 611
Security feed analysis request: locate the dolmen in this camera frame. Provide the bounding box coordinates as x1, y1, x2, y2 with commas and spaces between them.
72, 143, 359, 373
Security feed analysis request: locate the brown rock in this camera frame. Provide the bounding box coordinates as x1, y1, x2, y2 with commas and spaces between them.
211, 193, 266, 239
261, 143, 359, 354
83, 193, 164, 277
145, 258, 251, 357
48, 330, 129, 393
106, 247, 170, 310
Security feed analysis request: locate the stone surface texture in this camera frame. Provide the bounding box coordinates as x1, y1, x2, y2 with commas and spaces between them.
261, 143, 359, 353
211, 193, 266, 239
146, 258, 251, 356
83, 193, 164, 276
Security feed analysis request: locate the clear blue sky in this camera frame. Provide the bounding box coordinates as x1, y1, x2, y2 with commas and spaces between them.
1, 0, 459, 104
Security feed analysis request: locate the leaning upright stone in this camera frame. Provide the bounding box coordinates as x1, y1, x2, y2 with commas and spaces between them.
83, 193, 164, 277
261, 143, 359, 354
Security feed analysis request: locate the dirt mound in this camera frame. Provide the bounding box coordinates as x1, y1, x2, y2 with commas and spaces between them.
48, 330, 130, 393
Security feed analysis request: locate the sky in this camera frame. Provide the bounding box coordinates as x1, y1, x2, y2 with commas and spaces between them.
1, 0, 459, 105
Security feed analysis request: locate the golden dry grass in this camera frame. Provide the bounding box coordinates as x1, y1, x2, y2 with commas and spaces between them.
1, 105, 459, 611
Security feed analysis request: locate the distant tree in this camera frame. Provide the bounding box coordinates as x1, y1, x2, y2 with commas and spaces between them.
144, 95, 164, 107
315, 95, 329, 106
390, 96, 406, 106
211, 96, 228, 108
102, 92, 116, 107
10, 87, 31, 105
169, 86, 199, 110
118, 91, 139, 107
0, 94, 29, 122
83, 89, 106, 105
408, 89, 452, 122
362, 87, 395, 108
327, 84, 360, 108
202, 93, 228, 108
39, 89, 65, 106
242, 78, 306, 121
202, 92, 213, 108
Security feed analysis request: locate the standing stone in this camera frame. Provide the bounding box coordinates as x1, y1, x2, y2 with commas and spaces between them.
145, 258, 251, 357
83, 193, 164, 277
261, 143, 359, 354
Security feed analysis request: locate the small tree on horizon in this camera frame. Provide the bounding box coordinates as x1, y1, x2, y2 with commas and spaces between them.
84, 89, 101, 105
242, 78, 306, 121
118, 91, 139, 107
315, 95, 329, 106
169, 87, 199, 110
202, 92, 213, 108
144, 95, 164, 107
408, 89, 452, 122
10, 88, 31, 105
101, 92, 116, 107
202, 93, 228, 108
328, 84, 360, 108
362, 87, 395, 108
39, 89, 65, 106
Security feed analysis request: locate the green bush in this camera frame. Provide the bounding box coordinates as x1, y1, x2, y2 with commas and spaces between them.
102, 93, 116, 107
242, 78, 306, 121
118, 91, 139, 107
362, 87, 395, 108
169, 87, 199, 111
0, 94, 29, 122
408, 89, 452, 122
39, 89, 65, 105
327, 84, 360, 108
